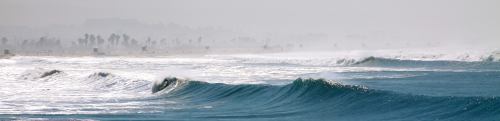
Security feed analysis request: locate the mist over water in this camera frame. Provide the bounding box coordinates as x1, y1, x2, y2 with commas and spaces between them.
1, 0, 500, 54
1, 0, 500, 121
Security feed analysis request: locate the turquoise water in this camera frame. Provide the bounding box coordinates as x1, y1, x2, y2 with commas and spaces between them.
1, 55, 499, 120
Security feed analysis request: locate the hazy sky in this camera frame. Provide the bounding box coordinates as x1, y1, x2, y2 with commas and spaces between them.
1, 0, 499, 45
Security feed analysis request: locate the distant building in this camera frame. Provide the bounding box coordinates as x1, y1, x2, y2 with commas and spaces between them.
92, 48, 105, 55
4, 49, 10, 55
1, 49, 14, 59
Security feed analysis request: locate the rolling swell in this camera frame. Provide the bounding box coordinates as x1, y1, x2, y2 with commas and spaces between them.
154, 78, 500, 120
352, 57, 500, 70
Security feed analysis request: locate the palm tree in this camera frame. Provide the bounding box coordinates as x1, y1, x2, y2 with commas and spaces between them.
108, 33, 115, 46
115, 34, 121, 46
89, 34, 96, 46
131, 39, 138, 46
97, 35, 105, 46
1, 37, 8, 45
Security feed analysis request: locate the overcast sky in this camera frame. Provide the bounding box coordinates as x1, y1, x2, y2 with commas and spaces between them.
1, 0, 499, 45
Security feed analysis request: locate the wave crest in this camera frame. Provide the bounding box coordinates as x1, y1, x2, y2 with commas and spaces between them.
18, 69, 66, 81
154, 78, 500, 120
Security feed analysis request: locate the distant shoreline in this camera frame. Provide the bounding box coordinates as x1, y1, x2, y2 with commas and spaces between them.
0, 48, 287, 58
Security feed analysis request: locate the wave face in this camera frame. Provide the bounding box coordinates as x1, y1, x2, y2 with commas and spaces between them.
31, 78, 490, 121
208, 50, 500, 67
1, 52, 500, 120
352, 57, 500, 70
4, 76, 499, 120
143, 78, 499, 120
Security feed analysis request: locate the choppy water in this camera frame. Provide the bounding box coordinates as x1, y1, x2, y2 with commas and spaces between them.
0, 50, 499, 120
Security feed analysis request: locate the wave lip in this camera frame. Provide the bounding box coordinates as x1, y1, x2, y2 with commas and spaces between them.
18, 69, 66, 81
152, 77, 187, 94
3, 75, 500, 120
150, 78, 500, 120
210, 50, 500, 67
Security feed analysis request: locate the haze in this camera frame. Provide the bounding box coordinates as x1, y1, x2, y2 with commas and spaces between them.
1, 0, 499, 51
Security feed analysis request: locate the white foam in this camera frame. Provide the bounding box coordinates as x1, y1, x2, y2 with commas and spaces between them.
0, 49, 498, 114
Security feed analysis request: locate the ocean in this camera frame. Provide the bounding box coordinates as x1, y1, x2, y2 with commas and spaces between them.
0, 50, 499, 120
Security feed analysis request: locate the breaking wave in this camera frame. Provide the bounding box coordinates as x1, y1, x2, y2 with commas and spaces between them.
147, 78, 500, 120
218, 51, 500, 67
5, 70, 500, 120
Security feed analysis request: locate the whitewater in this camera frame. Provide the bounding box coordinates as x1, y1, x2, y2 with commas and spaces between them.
1, 49, 500, 120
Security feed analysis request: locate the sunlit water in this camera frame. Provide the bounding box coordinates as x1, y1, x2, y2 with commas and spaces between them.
1, 50, 499, 120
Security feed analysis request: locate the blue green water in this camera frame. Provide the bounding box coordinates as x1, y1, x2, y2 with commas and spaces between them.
1, 56, 499, 121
